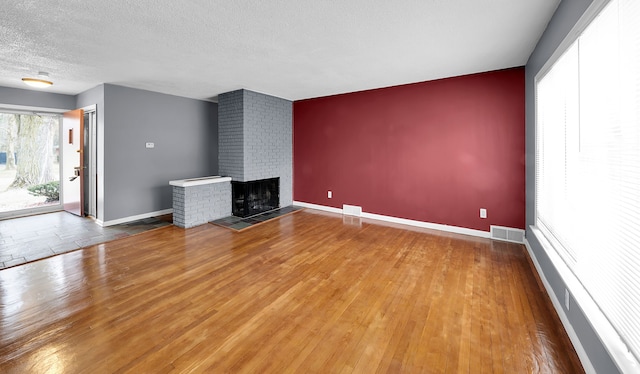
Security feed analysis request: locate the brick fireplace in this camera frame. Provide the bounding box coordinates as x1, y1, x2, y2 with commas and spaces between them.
218, 89, 293, 216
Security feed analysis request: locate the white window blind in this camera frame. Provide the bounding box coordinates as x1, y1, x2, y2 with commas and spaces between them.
536, 0, 640, 364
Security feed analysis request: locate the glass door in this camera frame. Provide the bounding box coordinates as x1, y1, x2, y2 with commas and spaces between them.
0, 111, 62, 218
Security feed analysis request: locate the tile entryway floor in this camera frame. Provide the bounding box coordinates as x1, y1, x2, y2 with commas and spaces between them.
0, 212, 172, 270
211, 205, 303, 231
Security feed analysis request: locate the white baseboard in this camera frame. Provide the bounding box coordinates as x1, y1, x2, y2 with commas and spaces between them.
293, 201, 490, 239
360, 211, 490, 238
98, 208, 173, 227
523, 238, 596, 374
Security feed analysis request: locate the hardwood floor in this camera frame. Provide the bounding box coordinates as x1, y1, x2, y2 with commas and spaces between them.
0, 209, 584, 373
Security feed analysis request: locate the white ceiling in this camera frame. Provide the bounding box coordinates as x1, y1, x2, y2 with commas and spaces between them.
0, 0, 559, 102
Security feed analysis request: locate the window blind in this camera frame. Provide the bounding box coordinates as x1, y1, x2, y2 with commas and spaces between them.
536, 0, 640, 363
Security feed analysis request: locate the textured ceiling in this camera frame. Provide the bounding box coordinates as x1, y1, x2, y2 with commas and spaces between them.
0, 0, 559, 102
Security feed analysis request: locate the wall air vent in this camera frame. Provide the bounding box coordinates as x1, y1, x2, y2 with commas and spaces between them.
342, 204, 362, 217
490, 225, 525, 243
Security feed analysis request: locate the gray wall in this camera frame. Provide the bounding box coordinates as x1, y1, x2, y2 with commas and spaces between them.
218, 89, 293, 207
101, 84, 217, 222
0, 86, 75, 110
525, 0, 618, 372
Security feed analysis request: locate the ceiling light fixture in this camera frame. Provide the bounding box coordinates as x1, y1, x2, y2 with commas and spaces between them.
22, 72, 53, 88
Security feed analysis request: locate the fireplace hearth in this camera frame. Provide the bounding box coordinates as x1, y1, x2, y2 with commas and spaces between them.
232, 177, 279, 217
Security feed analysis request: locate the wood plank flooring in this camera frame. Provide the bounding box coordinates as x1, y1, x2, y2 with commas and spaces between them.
0, 209, 584, 373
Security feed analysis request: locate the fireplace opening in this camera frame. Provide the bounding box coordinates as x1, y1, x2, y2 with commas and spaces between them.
232, 177, 280, 217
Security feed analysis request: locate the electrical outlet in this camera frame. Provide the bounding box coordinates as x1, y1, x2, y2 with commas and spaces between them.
565, 289, 570, 311
480, 208, 487, 219
145, 142, 155, 149
328, 190, 332, 199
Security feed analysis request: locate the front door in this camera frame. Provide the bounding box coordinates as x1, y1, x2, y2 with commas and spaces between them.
62, 109, 84, 216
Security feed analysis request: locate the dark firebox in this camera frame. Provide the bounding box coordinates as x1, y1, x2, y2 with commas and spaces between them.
231, 177, 279, 218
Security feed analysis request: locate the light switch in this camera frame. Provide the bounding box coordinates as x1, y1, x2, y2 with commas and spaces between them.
146, 142, 155, 149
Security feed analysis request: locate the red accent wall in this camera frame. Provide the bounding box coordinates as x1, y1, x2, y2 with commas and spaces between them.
293, 68, 525, 232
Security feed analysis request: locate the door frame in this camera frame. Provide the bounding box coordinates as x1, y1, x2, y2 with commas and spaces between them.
82, 105, 98, 218
78, 104, 104, 225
